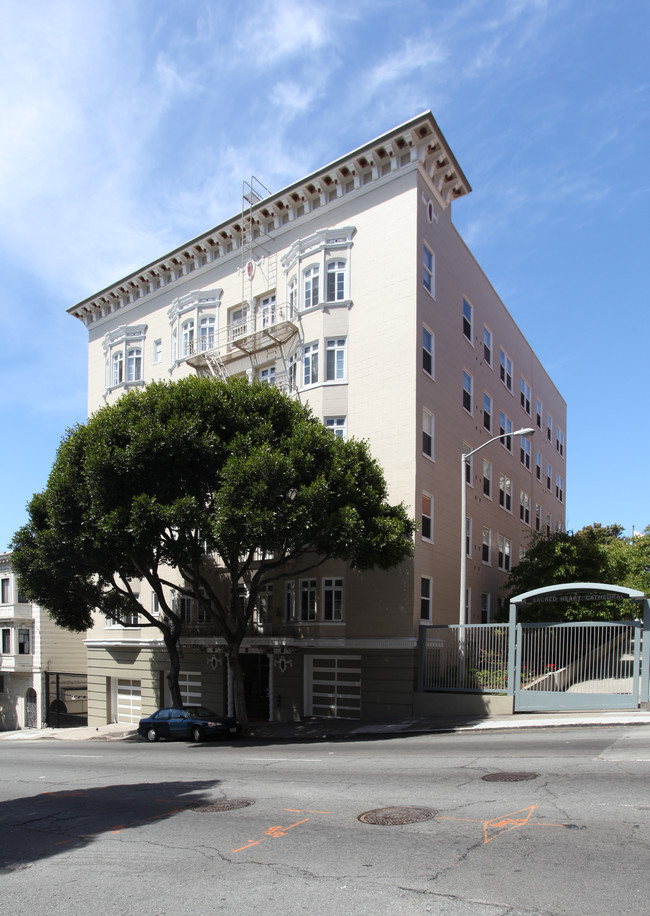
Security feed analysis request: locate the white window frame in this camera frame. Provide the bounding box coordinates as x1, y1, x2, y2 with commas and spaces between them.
422, 408, 434, 459
482, 527, 491, 565
303, 342, 319, 387
153, 338, 162, 364
420, 576, 433, 622
520, 436, 531, 469
300, 579, 317, 622
463, 298, 473, 341
497, 535, 511, 571
168, 288, 222, 367
482, 459, 492, 498
323, 578, 344, 622
325, 416, 346, 439
325, 338, 346, 382
483, 393, 492, 432
103, 324, 147, 393
499, 473, 512, 512
520, 377, 531, 414
520, 490, 531, 525
483, 326, 493, 366
423, 243, 435, 297
326, 260, 346, 302
499, 411, 513, 451
421, 493, 433, 542
500, 348, 513, 392
285, 581, 296, 622
303, 265, 320, 311
422, 326, 434, 377
462, 370, 473, 414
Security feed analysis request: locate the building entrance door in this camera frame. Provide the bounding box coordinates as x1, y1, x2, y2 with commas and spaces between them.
25, 688, 38, 728
241, 654, 270, 721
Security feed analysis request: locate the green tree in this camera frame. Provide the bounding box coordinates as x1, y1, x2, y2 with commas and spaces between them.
11, 376, 414, 729
505, 523, 636, 620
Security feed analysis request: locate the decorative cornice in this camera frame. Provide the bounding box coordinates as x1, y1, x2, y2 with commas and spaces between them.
68, 111, 470, 328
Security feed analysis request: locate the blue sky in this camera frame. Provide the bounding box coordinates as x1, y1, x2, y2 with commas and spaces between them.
1, 0, 649, 551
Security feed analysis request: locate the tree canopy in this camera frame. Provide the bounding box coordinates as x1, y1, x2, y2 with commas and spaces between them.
505, 523, 648, 621
11, 376, 415, 728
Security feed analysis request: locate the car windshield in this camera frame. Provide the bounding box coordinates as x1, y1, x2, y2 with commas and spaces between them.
184, 706, 219, 719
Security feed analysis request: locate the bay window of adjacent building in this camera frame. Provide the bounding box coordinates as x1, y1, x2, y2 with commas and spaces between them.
103, 324, 147, 393
420, 576, 432, 622
326, 261, 346, 301
168, 288, 221, 366
323, 578, 344, 621
325, 338, 346, 381
303, 266, 320, 310
303, 342, 319, 386
18, 628, 32, 655
1, 629, 10, 653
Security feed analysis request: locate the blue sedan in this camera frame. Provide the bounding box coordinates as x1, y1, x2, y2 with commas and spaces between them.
138, 706, 239, 743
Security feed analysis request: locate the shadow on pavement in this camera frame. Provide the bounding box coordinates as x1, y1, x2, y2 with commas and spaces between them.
0, 778, 220, 873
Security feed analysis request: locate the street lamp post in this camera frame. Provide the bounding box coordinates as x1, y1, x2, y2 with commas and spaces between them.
459, 427, 535, 627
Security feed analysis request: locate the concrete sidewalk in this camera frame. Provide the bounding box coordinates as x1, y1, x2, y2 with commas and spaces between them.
2, 709, 650, 743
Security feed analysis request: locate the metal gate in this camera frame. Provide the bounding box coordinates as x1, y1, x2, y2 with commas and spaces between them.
514, 621, 641, 711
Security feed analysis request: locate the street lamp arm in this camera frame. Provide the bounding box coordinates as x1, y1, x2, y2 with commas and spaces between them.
462, 427, 535, 463
459, 426, 534, 627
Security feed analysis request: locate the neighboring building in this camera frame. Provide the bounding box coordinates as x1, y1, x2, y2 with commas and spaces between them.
0, 552, 87, 730
69, 111, 566, 726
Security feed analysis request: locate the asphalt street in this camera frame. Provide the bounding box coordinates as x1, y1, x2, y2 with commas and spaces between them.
0, 725, 648, 915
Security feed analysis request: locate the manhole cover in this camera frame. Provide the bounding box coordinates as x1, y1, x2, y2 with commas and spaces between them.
190, 798, 254, 812
482, 772, 539, 782
358, 806, 436, 825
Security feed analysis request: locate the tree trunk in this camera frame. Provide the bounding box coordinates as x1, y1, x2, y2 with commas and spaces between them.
228, 643, 250, 733
163, 630, 184, 708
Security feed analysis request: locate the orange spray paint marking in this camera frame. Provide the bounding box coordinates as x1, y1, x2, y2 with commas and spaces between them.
232, 818, 309, 853
483, 805, 536, 844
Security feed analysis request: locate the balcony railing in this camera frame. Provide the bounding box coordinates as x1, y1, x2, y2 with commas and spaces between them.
185, 302, 299, 368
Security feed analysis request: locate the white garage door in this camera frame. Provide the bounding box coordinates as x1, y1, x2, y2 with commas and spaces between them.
305, 655, 361, 719
115, 679, 141, 724
179, 671, 202, 706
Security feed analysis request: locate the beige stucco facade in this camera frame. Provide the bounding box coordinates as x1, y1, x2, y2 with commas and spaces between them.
71, 112, 566, 725
0, 552, 87, 730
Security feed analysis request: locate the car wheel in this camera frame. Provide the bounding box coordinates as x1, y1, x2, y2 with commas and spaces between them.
192, 726, 203, 743
146, 728, 159, 743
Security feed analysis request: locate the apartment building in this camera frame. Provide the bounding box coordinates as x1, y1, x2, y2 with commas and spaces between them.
0, 552, 87, 730
69, 112, 566, 726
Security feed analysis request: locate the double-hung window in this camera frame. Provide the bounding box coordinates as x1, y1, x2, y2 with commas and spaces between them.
325, 338, 346, 381
462, 371, 473, 413
420, 577, 432, 622
422, 327, 434, 376
498, 535, 511, 571
500, 349, 513, 392
1, 578, 10, 604
259, 366, 276, 386
285, 582, 296, 622
300, 580, 317, 621
421, 494, 433, 541
127, 347, 142, 383
325, 417, 346, 439
323, 578, 344, 621
181, 319, 195, 357
112, 351, 124, 387
555, 474, 564, 502
482, 527, 491, 564
423, 244, 435, 296
483, 326, 492, 365
462, 299, 473, 340
483, 393, 492, 432
303, 266, 320, 310
199, 316, 215, 351
422, 409, 434, 458
259, 294, 276, 328
520, 378, 531, 414
499, 474, 512, 511
303, 343, 319, 386
18, 629, 31, 655
482, 460, 492, 498
520, 490, 531, 524
499, 411, 513, 451
326, 261, 346, 302
520, 436, 531, 469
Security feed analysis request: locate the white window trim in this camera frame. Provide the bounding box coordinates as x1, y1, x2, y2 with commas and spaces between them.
103, 324, 147, 394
